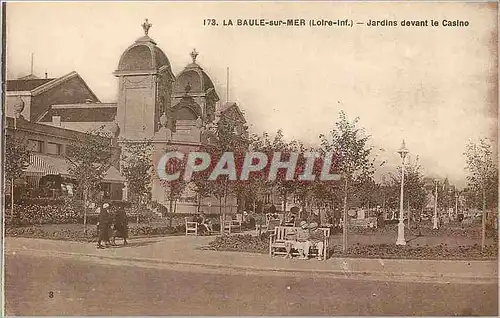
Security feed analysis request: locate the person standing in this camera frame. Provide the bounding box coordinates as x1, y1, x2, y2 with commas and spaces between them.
97, 203, 111, 249
112, 206, 128, 245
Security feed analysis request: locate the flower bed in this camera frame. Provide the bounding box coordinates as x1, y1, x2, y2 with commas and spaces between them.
203, 233, 497, 260
5, 226, 95, 242
6, 203, 81, 226
5, 223, 186, 242
202, 233, 269, 254
349, 223, 497, 240
330, 243, 498, 260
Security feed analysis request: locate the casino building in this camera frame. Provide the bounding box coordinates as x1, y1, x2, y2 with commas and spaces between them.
5, 20, 247, 214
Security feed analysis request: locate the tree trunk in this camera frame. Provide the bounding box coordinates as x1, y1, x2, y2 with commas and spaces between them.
83, 189, 88, 235
219, 196, 223, 233
136, 205, 140, 224
197, 193, 201, 214
408, 198, 411, 230
11, 178, 14, 218
481, 185, 486, 251
342, 178, 348, 253
283, 192, 287, 214
223, 190, 228, 233
169, 192, 174, 228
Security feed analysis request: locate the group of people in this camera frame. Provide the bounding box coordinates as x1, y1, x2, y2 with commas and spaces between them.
284, 221, 326, 260
96, 203, 129, 249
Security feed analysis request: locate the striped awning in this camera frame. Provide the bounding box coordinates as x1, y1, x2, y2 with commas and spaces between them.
24, 154, 66, 177
24, 153, 125, 183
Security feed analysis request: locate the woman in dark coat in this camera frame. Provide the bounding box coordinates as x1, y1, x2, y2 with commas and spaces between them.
97, 203, 111, 249
112, 206, 128, 245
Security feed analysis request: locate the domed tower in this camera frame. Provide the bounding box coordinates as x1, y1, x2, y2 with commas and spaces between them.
171, 49, 220, 128
114, 19, 175, 139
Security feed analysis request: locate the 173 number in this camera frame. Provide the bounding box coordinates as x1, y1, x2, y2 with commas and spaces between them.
204, 19, 218, 26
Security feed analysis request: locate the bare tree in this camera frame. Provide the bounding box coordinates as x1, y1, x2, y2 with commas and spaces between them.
464, 138, 498, 250
320, 111, 374, 252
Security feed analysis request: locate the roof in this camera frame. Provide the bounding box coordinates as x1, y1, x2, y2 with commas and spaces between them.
5, 116, 109, 142
6, 78, 55, 91
173, 61, 219, 100
116, 35, 172, 72
218, 102, 246, 123
172, 96, 202, 119
38, 103, 117, 122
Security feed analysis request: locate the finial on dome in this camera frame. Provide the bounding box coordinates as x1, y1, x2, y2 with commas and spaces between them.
190, 49, 199, 63
142, 18, 152, 36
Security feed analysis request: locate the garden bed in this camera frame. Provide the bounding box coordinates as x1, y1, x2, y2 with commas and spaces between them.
349, 223, 498, 240
203, 233, 498, 260
329, 243, 498, 260
5, 223, 187, 242
202, 233, 269, 254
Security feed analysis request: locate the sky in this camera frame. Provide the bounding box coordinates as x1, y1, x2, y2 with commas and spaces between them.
5, 1, 498, 188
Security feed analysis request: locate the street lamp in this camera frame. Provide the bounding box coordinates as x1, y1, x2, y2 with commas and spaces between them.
396, 140, 408, 245
433, 179, 439, 229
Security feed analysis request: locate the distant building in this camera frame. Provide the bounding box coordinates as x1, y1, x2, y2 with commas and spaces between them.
5, 116, 123, 201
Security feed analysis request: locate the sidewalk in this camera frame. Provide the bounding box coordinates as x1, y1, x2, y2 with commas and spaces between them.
4, 235, 498, 284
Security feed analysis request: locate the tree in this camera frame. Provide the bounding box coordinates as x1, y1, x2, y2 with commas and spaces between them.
464, 138, 498, 250
66, 128, 113, 234
160, 144, 188, 226
122, 139, 154, 223
386, 156, 427, 223
192, 115, 250, 226
320, 111, 374, 252
5, 134, 30, 217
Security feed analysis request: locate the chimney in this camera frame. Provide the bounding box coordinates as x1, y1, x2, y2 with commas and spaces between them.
45, 72, 48, 79
52, 116, 61, 127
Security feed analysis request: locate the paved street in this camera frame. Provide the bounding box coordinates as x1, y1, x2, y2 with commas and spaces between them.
5, 254, 498, 316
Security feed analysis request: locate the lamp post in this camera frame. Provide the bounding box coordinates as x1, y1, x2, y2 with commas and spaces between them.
433, 179, 439, 229
11, 97, 25, 218
396, 140, 408, 245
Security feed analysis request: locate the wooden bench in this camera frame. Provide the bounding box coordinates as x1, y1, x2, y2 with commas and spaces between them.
185, 217, 198, 236
269, 226, 330, 260
223, 219, 242, 234
266, 218, 282, 233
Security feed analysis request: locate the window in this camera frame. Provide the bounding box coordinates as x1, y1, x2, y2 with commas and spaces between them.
28, 139, 44, 153
46, 142, 62, 155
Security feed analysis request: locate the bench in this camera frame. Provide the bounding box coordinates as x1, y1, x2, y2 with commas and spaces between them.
185, 217, 198, 236
223, 219, 242, 234
269, 226, 330, 260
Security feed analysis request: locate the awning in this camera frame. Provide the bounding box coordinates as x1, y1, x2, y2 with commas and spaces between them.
25, 154, 66, 177
24, 153, 125, 183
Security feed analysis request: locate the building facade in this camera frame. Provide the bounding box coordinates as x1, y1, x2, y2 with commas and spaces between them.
5, 20, 247, 214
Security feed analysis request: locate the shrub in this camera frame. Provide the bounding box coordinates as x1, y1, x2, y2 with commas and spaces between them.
330, 243, 498, 260
7, 203, 80, 226
204, 234, 268, 254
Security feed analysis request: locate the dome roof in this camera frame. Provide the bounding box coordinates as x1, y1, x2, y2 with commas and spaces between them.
117, 36, 171, 72
173, 49, 218, 98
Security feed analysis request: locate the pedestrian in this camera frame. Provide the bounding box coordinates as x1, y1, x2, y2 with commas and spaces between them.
112, 206, 129, 246
97, 203, 111, 249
